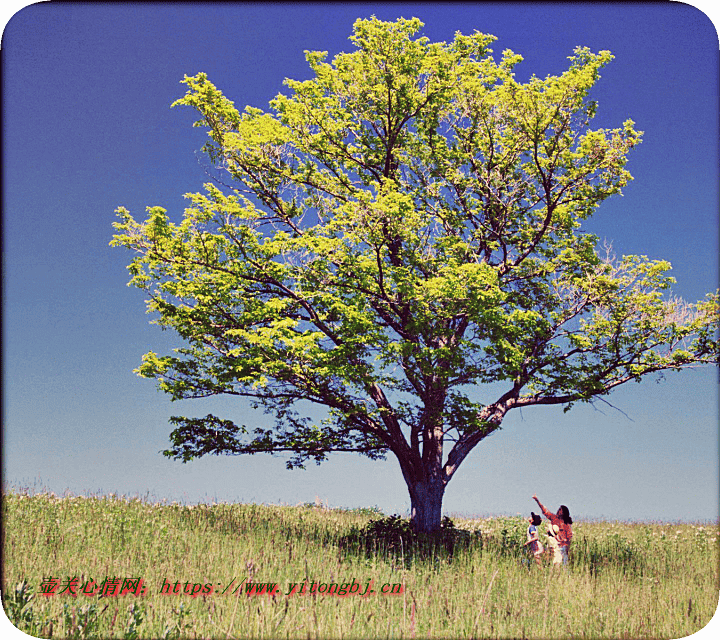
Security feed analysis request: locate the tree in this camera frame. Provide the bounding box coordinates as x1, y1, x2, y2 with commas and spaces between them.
112, 17, 718, 533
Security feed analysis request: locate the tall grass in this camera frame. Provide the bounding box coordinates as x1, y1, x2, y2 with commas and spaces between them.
2, 489, 718, 639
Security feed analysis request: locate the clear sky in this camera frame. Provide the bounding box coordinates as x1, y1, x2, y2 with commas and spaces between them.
3, 2, 719, 524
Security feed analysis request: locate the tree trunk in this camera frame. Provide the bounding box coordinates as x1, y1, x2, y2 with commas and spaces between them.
408, 478, 446, 534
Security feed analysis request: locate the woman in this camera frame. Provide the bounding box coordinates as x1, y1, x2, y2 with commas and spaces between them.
532, 494, 573, 565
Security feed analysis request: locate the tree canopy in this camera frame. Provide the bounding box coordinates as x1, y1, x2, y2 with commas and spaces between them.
112, 17, 719, 532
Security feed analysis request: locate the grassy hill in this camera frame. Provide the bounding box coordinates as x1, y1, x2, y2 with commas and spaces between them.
2, 490, 718, 638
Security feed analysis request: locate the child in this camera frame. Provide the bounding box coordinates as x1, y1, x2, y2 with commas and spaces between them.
522, 512, 544, 565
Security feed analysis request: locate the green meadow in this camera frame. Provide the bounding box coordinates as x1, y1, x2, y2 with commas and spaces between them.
2, 490, 718, 639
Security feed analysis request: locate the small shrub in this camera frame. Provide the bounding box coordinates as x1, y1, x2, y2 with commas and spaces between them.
340, 514, 478, 565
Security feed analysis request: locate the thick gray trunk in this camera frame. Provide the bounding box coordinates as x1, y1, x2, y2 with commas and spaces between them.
408, 479, 445, 534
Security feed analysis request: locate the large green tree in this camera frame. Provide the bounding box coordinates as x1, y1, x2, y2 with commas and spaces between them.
112, 17, 718, 533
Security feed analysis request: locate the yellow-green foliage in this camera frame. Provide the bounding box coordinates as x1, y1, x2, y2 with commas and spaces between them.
110, 17, 719, 508
2, 491, 718, 639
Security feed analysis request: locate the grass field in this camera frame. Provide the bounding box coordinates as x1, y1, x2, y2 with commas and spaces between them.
2, 489, 718, 639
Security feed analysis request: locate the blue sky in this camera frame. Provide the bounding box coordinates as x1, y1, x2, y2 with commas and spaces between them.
3, 2, 719, 524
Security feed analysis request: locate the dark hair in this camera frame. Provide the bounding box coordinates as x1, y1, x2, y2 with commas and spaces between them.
530, 512, 542, 526
557, 505, 572, 525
